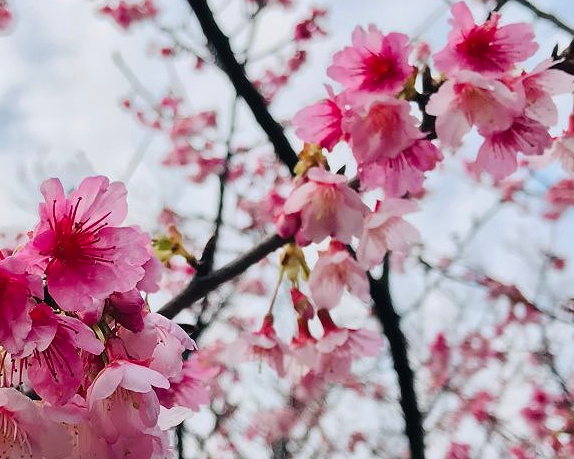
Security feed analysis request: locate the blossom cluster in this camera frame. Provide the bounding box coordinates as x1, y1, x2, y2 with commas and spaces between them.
0, 176, 209, 459
293, 2, 574, 188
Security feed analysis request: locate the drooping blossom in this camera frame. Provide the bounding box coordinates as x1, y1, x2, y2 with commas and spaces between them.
292, 85, 345, 151
282, 167, 367, 245
327, 25, 413, 94
0, 387, 72, 459
433, 2, 537, 76
356, 198, 420, 270
359, 139, 442, 195
474, 115, 552, 179
241, 313, 287, 376
314, 309, 382, 382
86, 359, 170, 443
18, 176, 152, 314
0, 255, 42, 355
426, 71, 524, 149
308, 241, 369, 310
344, 96, 423, 163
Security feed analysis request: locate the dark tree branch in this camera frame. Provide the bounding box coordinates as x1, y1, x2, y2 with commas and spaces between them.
184, 0, 299, 173
508, 0, 574, 37
369, 256, 424, 459
157, 234, 288, 319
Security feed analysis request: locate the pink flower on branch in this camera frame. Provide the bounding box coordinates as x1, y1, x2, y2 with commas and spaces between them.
328, 25, 413, 95
308, 241, 369, 310
433, 2, 537, 76
356, 198, 420, 270
283, 167, 367, 245
292, 85, 345, 151
18, 176, 154, 314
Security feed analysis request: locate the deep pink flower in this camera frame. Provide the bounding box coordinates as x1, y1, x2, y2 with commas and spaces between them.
544, 179, 574, 220
0, 256, 42, 355
474, 115, 552, 179
358, 139, 442, 195
356, 199, 420, 270
0, 387, 72, 459
292, 85, 345, 151
551, 113, 574, 174
427, 333, 450, 390
87, 360, 170, 443
13, 303, 104, 405
293, 8, 327, 42
327, 25, 413, 94
445, 442, 471, 459
105, 289, 146, 333
169, 111, 217, 140
18, 176, 152, 314
344, 96, 423, 163
283, 167, 367, 245
286, 316, 320, 378
426, 70, 524, 148
100, 0, 158, 30
433, 2, 537, 75
308, 241, 369, 310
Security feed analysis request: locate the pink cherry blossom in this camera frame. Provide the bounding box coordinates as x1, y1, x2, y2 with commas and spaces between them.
308, 241, 369, 310
0, 387, 72, 459
544, 179, 574, 220
156, 355, 219, 411
21, 304, 104, 405
344, 96, 423, 163
433, 2, 537, 75
292, 85, 345, 151
120, 312, 196, 379
474, 115, 552, 179
283, 167, 367, 245
356, 198, 420, 270
0, 3, 12, 31
445, 442, 471, 459
314, 309, 382, 382
105, 289, 146, 333
550, 112, 574, 174
242, 313, 287, 376
358, 139, 442, 195
286, 316, 320, 378
327, 25, 413, 94
18, 176, 152, 314
87, 359, 170, 443
426, 70, 524, 148
0, 255, 42, 355
518, 60, 574, 127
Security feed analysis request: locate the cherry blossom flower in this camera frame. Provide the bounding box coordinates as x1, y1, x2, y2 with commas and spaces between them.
241, 313, 287, 376
293, 8, 327, 42
426, 333, 450, 390
327, 25, 413, 94
474, 115, 552, 179
18, 176, 152, 314
0, 2, 12, 31
308, 241, 369, 310
518, 60, 574, 127
156, 355, 219, 412
356, 198, 420, 270
358, 139, 442, 195
344, 96, 423, 163
433, 2, 537, 76
544, 178, 574, 220
314, 309, 382, 382
426, 70, 524, 148
550, 112, 574, 174
0, 255, 42, 355
292, 85, 345, 151
0, 387, 72, 459
445, 442, 471, 459
87, 359, 170, 443
283, 167, 367, 245
22, 304, 104, 405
